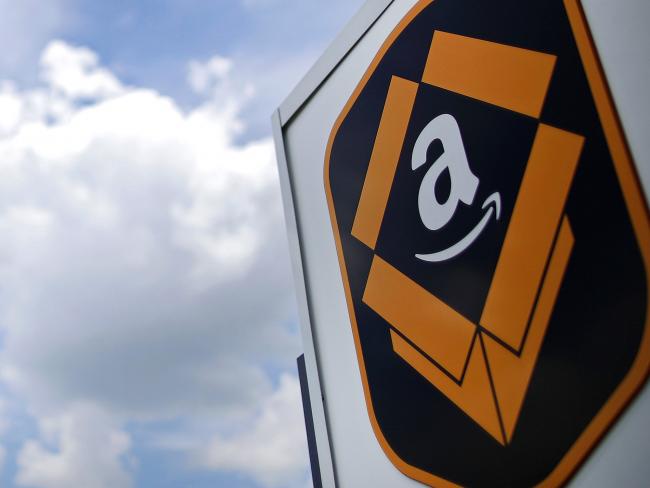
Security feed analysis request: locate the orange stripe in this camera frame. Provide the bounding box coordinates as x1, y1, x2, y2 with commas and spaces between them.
351, 76, 418, 249
391, 330, 505, 444
363, 255, 475, 380
484, 217, 574, 443
481, 124, 583, 350
422, 31, 556, 118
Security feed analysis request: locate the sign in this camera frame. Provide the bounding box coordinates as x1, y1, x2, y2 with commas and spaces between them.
324, 0, 650, 485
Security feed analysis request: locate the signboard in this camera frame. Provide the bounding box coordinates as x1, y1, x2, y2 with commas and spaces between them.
325, 0, 649, 485
274, 0, 650, 486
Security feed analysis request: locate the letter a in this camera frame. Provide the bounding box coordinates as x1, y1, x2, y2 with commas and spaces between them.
412, 114, 479, 230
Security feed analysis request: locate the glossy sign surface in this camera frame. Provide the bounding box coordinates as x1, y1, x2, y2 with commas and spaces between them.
324, 0, 650, 485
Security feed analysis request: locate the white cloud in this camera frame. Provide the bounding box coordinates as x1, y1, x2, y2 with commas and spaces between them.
15, 404, 132, 488
188, 55, 255, 121
196, 374, 310, 488
0, 40, 304, 486
0, 82, 24, 135
40, 40, 124, 100
188, 55, 233, 94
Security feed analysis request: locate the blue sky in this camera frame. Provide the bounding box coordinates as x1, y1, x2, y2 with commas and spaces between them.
3, 0, 365, 139
0, 1, 363, 487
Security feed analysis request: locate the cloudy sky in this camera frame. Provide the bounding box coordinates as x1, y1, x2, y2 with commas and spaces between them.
0, 1, 364, 486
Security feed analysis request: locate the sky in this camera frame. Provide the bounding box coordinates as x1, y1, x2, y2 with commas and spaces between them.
0, 0, 364, 487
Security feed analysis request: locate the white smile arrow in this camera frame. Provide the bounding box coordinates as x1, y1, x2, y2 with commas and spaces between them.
416, 192, 502, 263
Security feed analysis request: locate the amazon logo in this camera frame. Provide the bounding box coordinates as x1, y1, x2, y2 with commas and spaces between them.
411, 113, 501, 263
324, 0, 650, 485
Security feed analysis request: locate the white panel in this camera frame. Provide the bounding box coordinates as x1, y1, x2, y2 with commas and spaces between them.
272, 111, 337, 488
284, 1, 421, 486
